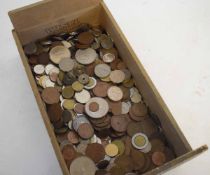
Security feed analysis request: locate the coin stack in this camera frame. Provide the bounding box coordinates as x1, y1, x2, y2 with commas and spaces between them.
24, 24, 175, 175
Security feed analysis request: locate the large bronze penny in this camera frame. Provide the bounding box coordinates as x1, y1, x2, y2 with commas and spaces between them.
130, 148, 146, 171
93, 81, 111, 97
86, 143, 105, 163
62, 144, 77, 161
41, 87, 60, 104
78, 123, 94, 139
37, 52, 50, 65
47, 103, 62, 122
78, 32, 94, 45
111, 115, 129, 133
131, 103, 148, 117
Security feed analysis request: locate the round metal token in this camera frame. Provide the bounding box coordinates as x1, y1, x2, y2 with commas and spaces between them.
24, 42, 37, 55
112, 140, 125, 155
62, 86, 74, 99
75, 89, 91, 104
67, 131, 80, 144
41, 87, 60, 104
102, 53, 115, 63
72, 81, 84, 92
84, 77, 97, 89
78, 123, 94, 139
78, 74, 89, 84
111, 115, 129, 132
93, 81, 111, 97
94, 64, 111, 78
70, 156, 96, 175
59, 58, 74, 72
47, 103, 62, 122
131, 103, 148, 117
33, 64, 45, 75
110, 70, 125, 84
78, 31, 94, 45
152, 151, 166, 166
85, 97, 109, 119
105, 143, 119, 157
107, 86, 123, 101
49, 45, 71, 64
75, 48, 97, 65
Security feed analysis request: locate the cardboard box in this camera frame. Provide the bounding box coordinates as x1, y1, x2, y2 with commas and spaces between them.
8, 0, 207, 174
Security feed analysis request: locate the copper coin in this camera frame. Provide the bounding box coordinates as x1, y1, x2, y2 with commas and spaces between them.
37, 52, 50, 65
127, 121, 143, 137
62, 110, 72, 123
89, 102, 99, 112
62, 144, 77, 161
67, 131, 80, 144
164, 147, 175, 162
150, 139, 165, 153
85, 63, 95, 76
139, 154, 152, 173
111, 115, 129, 132
131, 103, 148, 117
47, 103, 62, 122
95, 169, 108, 175
109, 165, 126, 175
111, 102, 122, 115
107, 86, 123, 102
78, 32, 94, 45
120, 86, 130, 100
28, 55, 38, 65
75, 42, 90, 49
152, 152, 166, 166
93, 81, 111, 97
140, 118, 159, 138
123, 136, 132, 156
110, 58, 121, 70
129, 108, 147, 122
74, 103, 85, 114
130, 148, 145, 170
41, 87, 59, 104
53, 118, 64, 129
78, 123, 94, 139
117, 61, 127, 70
86, 143, 106, 163
70, 156, 96, 175
115, 155, 134, 173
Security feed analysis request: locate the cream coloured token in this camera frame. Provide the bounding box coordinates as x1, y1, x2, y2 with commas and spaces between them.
102, 53, 115, 63
109, 70, 125, 84
59, 58, 74, 72
75, 89, 91, 104
84, 77, 97, 90
49, 66, 59, 75
45, 79, 55, 87
107, 86, 123, 101
130, 87, 142, 103
121, 101, 131, 114
85, 97, 109, 119
75, 48, 97, 65
49, 45, 71, 64
94, 64, 111, 78
62, 40, 72, 48
45, 64, 55, 74
33, 64, 45, 75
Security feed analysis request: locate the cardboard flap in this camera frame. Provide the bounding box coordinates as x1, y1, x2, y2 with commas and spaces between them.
8, 0, 101, 44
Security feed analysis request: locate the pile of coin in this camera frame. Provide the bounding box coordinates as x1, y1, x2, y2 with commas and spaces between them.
24, 24, 175, 175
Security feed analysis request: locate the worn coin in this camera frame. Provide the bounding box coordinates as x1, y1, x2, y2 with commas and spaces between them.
78, 123, 94, 139
47, 103, 62, 122
24, 42, 37, 55
72, 81, 84, 92
59, 58, 74, 72
107, 86, 123, 101
75, 89, 91, 104
102, 53, 115, 63
62, 99, 76, 110
62, 86, 74, 99
75, 48, 97, 65
94, 64, 111, 78
152, 151, 166, 166
41, 87, 60, 104
67, 131, 80, 144
86, 143, 106, 163
110, 70, 125, 84
93, 81, 111, 97
78, 31, 94, 45
78, 74, 89, 84
111, 115, 129, 132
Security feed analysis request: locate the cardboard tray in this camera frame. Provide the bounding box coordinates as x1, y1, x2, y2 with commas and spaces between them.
8, 0, 207, 174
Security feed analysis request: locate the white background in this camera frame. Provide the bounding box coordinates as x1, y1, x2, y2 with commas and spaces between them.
0, 0, 210, 174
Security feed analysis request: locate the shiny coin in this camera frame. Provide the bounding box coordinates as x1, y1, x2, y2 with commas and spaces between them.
33, 64, 45, 75
105, 143, 118, 157
78, 74, 89, 84
75, 89, 91, 104
72, 81, 84, 92
59, 58, 74, 72
107, 86, 123, 101
112, 140, 125, 155
94, 64, 111, 78
102, 53, 115, 63
85, 143, 106, 163
75, 48, 97, 65
62, 86, 74, 99
85, 97, 109, 119
84, 77, 97, 89
45, 78, 55, 87
49, 45, 71, 64
152, 152, 166, 166
41, 87, 60, 104
78, 31, 94, 45
62, 99, 76, 110
132, 133, 149, 150
24, 42, 37, 55
70, 156, 96, 175
110, 70, 125, 84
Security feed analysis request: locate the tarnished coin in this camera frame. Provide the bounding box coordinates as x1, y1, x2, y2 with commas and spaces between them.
49, 45, 71, 64
75, 48, 97, 65
85, 97, 109, 119
33, 64, 45, 75
105, 143, 119, 157
75, 89, 91, 104
78, 31, 94, 45
122, 69, 131, 82
121, 102, 131, 114
110, 70, 125, 84
150, 139, 165, 153
78, 123, 94, 139
100, 35, 113, 49
62, 99, 76, 110
111, 102, 122, 115
70, 156, 96, 175
94, 64, 111, 78
152, 152, 166, 166
111, 115, 129, 132
78, 74, 89, 84
62, 86, 74, 99
86, 143, 106, 163
62, 110, 72, 123
59, 58, 74, 72
130, 148, 145, 170
127, 121, 143, 137
47, 103, 62, 122
131, 103, 148, 117
24, 42, 37, 55
41, 87, 60, 104
37, 52, 50, 65
93, 81, 111, 97
130, 87, 142, 103
102, 53, 115, 63
115, 155, 134, 173
74, 103, 85, 114
67, 131, 80, 144
72, 81, 84, 92
123, 79, 134, 88
107, 86, 123, 101
62, 144, 77, 161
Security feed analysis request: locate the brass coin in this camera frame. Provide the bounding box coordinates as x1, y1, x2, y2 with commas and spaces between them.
105, 143, 119, 157
112, 140, 125, 155
72, 81, 84, 92
62, 99, 76, 110
62, 86, 74, 99
123, 79, 134, 88
78, 123, 94, 139
41, 87, 60, 104
107, 86, 123, 102
84, 77, 97, 90
78, 31, 94, 45
62, 110, 72, 123
49, 45, 71, 64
